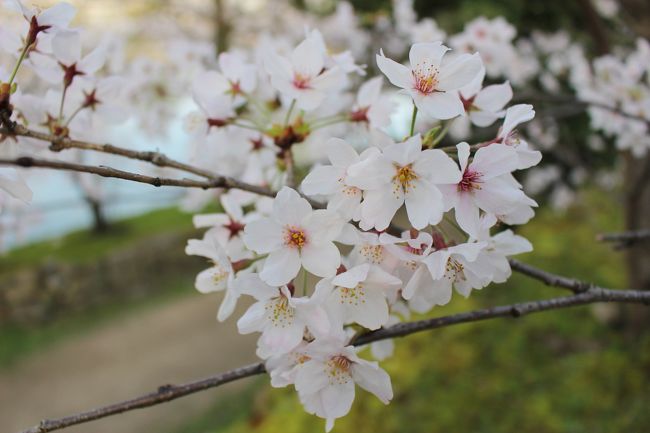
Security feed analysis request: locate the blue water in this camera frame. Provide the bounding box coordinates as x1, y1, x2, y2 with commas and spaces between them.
3, 109, 192, 249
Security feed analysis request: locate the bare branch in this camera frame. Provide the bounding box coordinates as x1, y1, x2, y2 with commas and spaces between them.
514, 92, 650, 127
597, 229, 650, 249
508, 259, 593, 293
2, 124, 224, 180
17, 283, 650, 433
0, 156, 277, 197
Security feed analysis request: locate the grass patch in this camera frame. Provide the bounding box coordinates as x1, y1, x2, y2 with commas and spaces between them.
171, 188, 650, 433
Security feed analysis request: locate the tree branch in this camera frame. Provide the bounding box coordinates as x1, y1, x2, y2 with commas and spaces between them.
597, 229, 650, 249
0, 156, 277, 197
17, 282, 650, 433
508, 259, 594, 293
2, 124, 222, 180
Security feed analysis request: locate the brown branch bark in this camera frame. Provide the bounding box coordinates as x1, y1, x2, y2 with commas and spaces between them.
597, 229, 650, 249
2, 124, 220, 180
0, 156, 277, 197
508, 259, 593, 293
17, 280, 650, 433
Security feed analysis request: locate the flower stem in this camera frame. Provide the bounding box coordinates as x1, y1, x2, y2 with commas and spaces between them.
7, 42, 31, 86
284, 99, 296, 126
58, 85, 69, 122
311, 117, 348, 130
430, 119, 454, 148
409, 103, 418, 136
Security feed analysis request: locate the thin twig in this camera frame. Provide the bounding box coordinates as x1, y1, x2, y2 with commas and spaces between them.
17, 284, 650, 433
597, 229, 650, 249
0, 156, 276, 197
2, 124, 219, 180
508, 259, 593, 293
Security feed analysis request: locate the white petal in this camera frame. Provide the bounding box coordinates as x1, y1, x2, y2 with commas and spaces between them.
376, 51, 412, 89
217, 288, 240, 321
474, 81, 512, 112
242, 218, 283, 254
301, 166, 344, 196
413, 149, 462, 184
260, 248, 302, 286
409, 42, 448, 68
405, 180, 443, 230
332, 263, 370, 288
351, 361, 393, 404
301, 242, 340, 278
291, 34, 324, 78
237, 301, 267, 334
437, 52, 483, 91
326, 138, 359, 167
471, 143, 519, 180
500, 104, 535, 139
38, 2, 76, 27
357, 76, 383, 107
455, 194, 481, 238
413, 91, 464, 120
52, 30, 81, 65
273, 187, 312, 225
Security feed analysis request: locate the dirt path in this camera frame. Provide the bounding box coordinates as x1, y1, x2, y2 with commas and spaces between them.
0, 293, 259, 433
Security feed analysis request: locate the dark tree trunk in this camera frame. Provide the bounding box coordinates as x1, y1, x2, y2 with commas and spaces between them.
86, 196, 109, 233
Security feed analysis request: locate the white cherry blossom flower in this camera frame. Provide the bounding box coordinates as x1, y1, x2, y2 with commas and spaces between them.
439, 142, 526, 238
459, 67, 512, 127
473, 215, 533, 283
192, 194, 258, 261
376, 41, 483, 119
314, 263, 402, 330
243, 187, 344, 286
496, 104, 542, 169
403, 241, 487, 310
236, 274, 329, 356
301, 137, 379, 221
264, 32, 344, 111
347, 134, 461, 230
295, 337, 393, 432
5, 0, 75, 48
348, 76, 395, 128
30, 30, 107, 87
185, 232, 243, 322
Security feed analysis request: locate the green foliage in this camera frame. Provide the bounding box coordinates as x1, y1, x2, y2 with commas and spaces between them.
174, 188, 650, 433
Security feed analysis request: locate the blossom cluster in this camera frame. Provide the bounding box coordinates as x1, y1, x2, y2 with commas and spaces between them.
179, 34, 540, 430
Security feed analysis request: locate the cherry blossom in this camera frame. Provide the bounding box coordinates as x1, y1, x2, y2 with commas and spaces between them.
301, 137, 379, 221
242, 187, 344, 286
347, 134, 461, 230
376, 41, 483, 119
315, 263, 402, 330
439, 142, 528, 238
294, 337, 393, 432
236, 273, 330, 355
495, 104, 543, 169
184, 232, 244, 322
264, 32, 344, 111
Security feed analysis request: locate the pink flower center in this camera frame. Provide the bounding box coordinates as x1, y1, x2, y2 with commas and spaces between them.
284, 226, 307, 249
350, 106, 370, 122
458, 169, 483, 192
412, 63, 439, 95
292, 73, 312, 90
